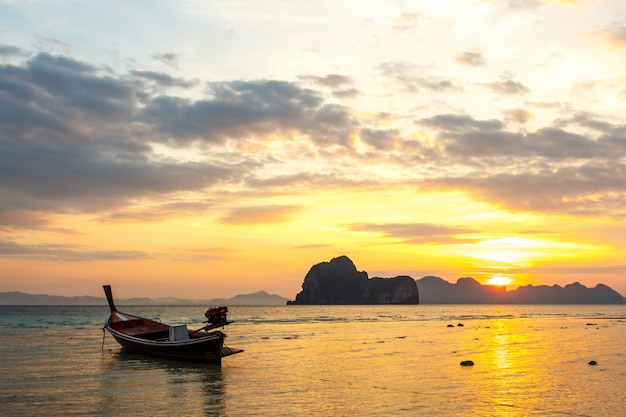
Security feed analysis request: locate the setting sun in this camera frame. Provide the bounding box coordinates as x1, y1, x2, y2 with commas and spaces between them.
486, 275, 512, 287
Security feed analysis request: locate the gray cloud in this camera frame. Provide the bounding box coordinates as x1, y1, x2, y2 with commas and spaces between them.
454, 51, 486, 66
360, 128, 398, 150
131, 69, 198, 88
348, 223, 479, 244
423, 162, 626, 216
151, 52, 180, 68
0, 136, 240, 213
416, 114, 624, 160
0, 239, 150, 261
0, 44, 28, 57
483, 78, 529, 95
379, 62, 463, 92
414, 112, 626, 216
300, 74, 354, 88
140, 80, 359, 146
0, 50, 366, 229
504, 108, 533, 123
419, 114, 504, 132
0, 52, 260, 222
333, 88, 360, 99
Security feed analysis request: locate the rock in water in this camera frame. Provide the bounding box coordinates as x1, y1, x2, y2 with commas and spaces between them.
288, 255, 419, 305
460, 360, 475, 366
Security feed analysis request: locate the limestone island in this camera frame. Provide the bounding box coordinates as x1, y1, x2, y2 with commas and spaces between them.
287, 255, 419, 305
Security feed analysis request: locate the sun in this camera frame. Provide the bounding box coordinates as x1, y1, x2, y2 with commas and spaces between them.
486, 275, 512, 286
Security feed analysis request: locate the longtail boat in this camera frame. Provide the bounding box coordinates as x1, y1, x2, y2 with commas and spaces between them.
102, 285, 243, 363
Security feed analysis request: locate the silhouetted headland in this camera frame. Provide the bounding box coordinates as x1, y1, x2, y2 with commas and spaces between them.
288, 255, 625, 305
287, 255, 420, 304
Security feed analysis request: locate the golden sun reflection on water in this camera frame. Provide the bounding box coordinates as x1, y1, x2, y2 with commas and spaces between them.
448, 314, 623, 416
469, 320, 549, 410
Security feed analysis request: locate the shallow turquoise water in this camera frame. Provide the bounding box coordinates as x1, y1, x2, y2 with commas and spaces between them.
0, 305, 624, 416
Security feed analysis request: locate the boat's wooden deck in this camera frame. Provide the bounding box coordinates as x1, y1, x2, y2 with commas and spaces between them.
112, 319, 170, 339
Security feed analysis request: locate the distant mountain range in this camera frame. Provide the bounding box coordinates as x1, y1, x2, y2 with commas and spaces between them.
416, 276, 625, 304
0, 290, 290, 306
2, 277, 624, 306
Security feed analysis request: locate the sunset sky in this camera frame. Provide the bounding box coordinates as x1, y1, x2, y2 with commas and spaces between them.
2, 0, 626, 299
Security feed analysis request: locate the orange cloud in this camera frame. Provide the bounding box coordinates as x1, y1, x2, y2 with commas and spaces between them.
589, 27, 626, 49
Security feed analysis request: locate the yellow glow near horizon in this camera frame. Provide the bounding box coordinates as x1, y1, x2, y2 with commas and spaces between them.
471, 237, 543, 265
1, 184, 621, 298
486, 274, 513, 286
459, 236, 591, 269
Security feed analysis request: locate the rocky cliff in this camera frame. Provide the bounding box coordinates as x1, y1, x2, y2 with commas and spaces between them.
288, 255, 419, 305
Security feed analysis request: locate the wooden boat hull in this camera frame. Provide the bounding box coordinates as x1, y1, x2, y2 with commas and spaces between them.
102, 286, 243, 363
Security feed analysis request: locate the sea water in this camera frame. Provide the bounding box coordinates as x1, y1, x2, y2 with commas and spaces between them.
0, 305, 624, 416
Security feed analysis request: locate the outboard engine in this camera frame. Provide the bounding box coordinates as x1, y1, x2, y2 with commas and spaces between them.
205, 306, 228, 326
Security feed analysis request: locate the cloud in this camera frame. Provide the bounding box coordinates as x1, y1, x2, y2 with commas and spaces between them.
419, 114, 504, 131
417, 114, 615, 160
0, 52, 253, 220
454, 51, 486, 66
100, 199, 216, 222
504, 108, 534, 124
590, 25, 626, 48
219, 205, 303, 224
348, 223, 478, 244
0, 239, 150, 262
300, 74, 353, 88
415, 112, 626, 216
299, 74, 358, 100
392, 13, 421, 33
0, 209, 56, 231
0, 135, 242, 213
140, 80, 359, 146
131, 69, 198, 88
0, 44, 28, 57
332, 88, 360, 99
482, 77, 529, 95
379, 62, 462, 92
0, 50, 364, 227
359, 128, 399, 150
423, 162, 626, 217
151, 52, 180, 68
0, 53, 137, 134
